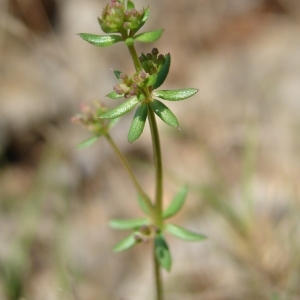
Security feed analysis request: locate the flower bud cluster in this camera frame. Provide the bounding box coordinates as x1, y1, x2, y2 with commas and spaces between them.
101, 0, 144, 33
123, 8, 144, 30
71, 102, 109, 135
113, 70, 147, 98
139, 48, 165, 75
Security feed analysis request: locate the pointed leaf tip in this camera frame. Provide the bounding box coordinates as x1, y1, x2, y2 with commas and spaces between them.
153, 88, 198, 101
78, 33, 123, 47
100, 97, 139, 119
113, 233, 138, 252
165, 223, 206, 242
134, 29, 164, 43
163, 186, 188, 219
128, 104, 148, 143
154, 235, 172, 271
150, 100, 179, 128
109, 218, 148, 230
76, 136, 99, 149
153, 53, 171, 89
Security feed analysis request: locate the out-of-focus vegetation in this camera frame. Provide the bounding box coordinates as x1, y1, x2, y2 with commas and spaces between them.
0, 0, 300, 299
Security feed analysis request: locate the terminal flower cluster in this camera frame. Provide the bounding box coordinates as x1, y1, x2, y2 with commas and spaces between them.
71, 102, 116, 139
100, 0, 145, 33
139, 48, 166, 76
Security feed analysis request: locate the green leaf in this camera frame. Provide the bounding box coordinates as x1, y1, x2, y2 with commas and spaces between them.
150, 100, 179, 128
113, 233, 138, 252
134, 29, 163, 43
145, 73, 158, 87
113, 70, 122, 80
165, 224, 206, 242
106, 91, 124, 99
76, 136, 99, 149
131, 7, 150, 35
100, 97, 139, 119
127, 0, 135, 9
78, 33, 123, 47
154, 235, 172, 271
137, 194, 151, 215
153, 53, 171, 89
128, 104, 148, 143
109, 218, 148, 230
153, 88, 199, 101
163, 186, 188, 219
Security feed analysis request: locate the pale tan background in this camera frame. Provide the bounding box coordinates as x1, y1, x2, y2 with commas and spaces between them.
0, 0, 300, 299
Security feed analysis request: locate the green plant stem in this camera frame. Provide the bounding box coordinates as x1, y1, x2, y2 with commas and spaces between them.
148, 103, 164, 300
127, 44, 142, 72
121, 30, 142, 72
125, 41, 164, 300
147, 106, 163, 227
105, 133, 156, 219
154, 245, 163, 300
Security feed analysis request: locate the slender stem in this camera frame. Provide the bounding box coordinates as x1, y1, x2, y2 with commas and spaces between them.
154, 245, 163, 300
121, 30, 142, 72
127, 44, 142, 72
148, 106, 164, 300
147, 106, 163, 227
105, 133, 156, 219
124, 41, 164, 300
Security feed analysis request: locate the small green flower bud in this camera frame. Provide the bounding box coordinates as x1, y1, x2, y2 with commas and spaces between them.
157, 54, 164, 62
151, 48, 159, 56
101, 0, 125, 32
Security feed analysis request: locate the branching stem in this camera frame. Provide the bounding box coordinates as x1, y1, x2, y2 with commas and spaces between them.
105, 133, 156, 220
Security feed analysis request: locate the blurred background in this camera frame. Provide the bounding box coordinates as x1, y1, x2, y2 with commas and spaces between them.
1, 0, 300, 299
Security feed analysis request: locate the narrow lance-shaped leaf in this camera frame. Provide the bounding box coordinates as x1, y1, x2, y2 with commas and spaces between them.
76, 136, 99, 149
113, 233, 138, 252
165, 223, 207, 242
109, 218, 148, 230
163, 186, 188, 219
78, 33, 123, 47
153, 88, 199, 101
145, 73, 158, 87
131, 7, 150, 35
134, 29, 163, 43
150, 100, 179, 128
137, 194, 151, 215
106, 91, 124, 99
153, 53, 171, 89
100, 97, 139, 119
127, 0, 135, 9
154, 234, 172, 271
113, 70, 122, 80
128, 104, 148, 143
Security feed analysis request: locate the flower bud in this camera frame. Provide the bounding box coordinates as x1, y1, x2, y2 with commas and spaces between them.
100, 0, 125, 32
151, 48, 159, 56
